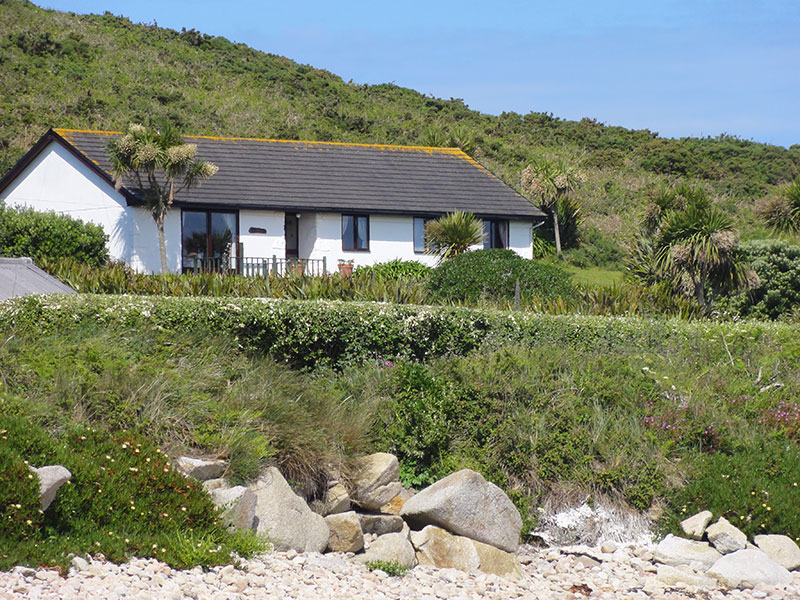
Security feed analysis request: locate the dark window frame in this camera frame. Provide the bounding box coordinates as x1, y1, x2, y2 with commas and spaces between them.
483, 219, 509, 249
413, 216, 434, 254
341, 213, 370, 251
181, 208, 239, 272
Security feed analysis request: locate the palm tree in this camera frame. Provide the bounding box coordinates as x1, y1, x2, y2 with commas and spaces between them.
756, 177, 800, 233
654, 190, 752, 309
424, 211, 486, 261
520, 158, 583, 254
106, 121, 218, 273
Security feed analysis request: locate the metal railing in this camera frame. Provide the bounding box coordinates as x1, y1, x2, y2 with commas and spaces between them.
188, 255, 328, 277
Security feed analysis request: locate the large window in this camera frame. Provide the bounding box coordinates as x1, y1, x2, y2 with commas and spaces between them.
413, 217, 432, 253
483, 219, 509, 249
182, 210, 237, 271
342, 214, 369, 251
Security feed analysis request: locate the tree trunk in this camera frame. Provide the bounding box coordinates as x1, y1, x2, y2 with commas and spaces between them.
553, 210, 562, 255
156, 213, 168, 274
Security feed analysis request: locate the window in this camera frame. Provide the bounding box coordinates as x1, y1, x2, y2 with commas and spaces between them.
342, 214, 369, 251
413, 217, 431, 253
483, 219, 509, 249
182, 210, 237, 272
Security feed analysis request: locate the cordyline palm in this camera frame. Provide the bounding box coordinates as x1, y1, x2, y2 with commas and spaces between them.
520, 158, 583, 254
424, 211, 486, 261
758, 177, 800, 234
107, 122, 218, 273
655, 199, 751, 310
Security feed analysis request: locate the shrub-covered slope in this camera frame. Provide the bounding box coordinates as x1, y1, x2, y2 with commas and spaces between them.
2, 295, 800, 544
1, 0, 798, 244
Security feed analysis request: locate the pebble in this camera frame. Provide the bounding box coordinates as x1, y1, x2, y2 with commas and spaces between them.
1, 544, 799, 599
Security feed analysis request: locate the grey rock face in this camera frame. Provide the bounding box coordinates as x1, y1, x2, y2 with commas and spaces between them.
400, 469, 522, 552
350, 453, 403, 511
359, 514, 404, 536
754, 534, 800, 571
31, 465, 71, 511
706, 517, 747, 554
175, 457, 227, 482
235, 467, 329, 553
357, 532, 416, 568
707, 548, 792, 588
654, 534, 723, 569
325, 511, 364, 553
679, 510, 713, 540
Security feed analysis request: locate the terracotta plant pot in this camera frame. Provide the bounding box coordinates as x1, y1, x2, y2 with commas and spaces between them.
338, 263, 354, 277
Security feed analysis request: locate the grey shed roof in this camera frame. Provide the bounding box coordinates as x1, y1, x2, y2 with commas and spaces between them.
47, 129, 545, 220
0, 258, 76, 299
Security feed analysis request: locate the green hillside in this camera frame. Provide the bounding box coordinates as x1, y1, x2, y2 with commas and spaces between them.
2, 0, 799, 256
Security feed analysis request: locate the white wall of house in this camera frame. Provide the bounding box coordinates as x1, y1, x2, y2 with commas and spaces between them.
0, 140, 182, 274
302, 212, 533, 268
239, 209, 285, 259
509, 220, 534, 260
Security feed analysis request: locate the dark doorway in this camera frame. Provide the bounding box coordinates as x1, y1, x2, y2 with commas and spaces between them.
285, 213, 299, 259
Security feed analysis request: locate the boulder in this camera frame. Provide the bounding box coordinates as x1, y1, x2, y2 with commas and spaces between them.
311, 483, 351, 516
707, 549, 792, 588
202, 478, 229, 493
379, 488, 415, 515
410, 525, 521, 579
654, 534, 723, 569
325, 511, 364, 553
473, 538, 523, 580
754, 535, 800, 571
656, 564, 718, 589
210, 485, 247, 508
233, 467, 329, 553
680, 510, 713, 540
400, 469, 522, 552
706, 517, 747, 554
360, 514, 404, 536
32, 465, 71, 511
357, 532, 416, 568
411, 525, 479, 572
175, 457, 227, 482
350, 453, 403, 511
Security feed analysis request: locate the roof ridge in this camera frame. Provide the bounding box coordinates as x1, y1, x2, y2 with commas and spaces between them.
53, 128, 466, 155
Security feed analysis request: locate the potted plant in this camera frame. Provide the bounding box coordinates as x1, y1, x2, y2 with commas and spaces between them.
338, 259, 354, 277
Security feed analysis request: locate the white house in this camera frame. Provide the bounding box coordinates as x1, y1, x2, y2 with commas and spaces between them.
0, 129, 546, 274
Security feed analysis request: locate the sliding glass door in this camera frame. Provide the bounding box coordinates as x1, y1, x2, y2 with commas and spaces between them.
182, 210, 238, 272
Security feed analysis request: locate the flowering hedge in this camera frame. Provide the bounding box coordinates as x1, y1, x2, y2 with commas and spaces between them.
0, 294, 793, 368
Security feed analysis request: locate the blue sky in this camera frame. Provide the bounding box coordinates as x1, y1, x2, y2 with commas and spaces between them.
39, 1, 800, 147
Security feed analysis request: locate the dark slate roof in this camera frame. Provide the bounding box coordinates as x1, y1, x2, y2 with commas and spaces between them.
50, 129, 544, 219
0, 258, 76, 299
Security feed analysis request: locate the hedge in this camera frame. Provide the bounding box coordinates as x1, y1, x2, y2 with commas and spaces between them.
0, 294, 791, 369
0, 205, 108, 265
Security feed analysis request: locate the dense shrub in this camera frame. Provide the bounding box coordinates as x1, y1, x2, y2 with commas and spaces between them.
354, 259, 432, 281
0, 410, 264, 570
665, 438, 800, 541
0, 205, 108, 265
427, 249, 574, 304
723, 239, 800, 319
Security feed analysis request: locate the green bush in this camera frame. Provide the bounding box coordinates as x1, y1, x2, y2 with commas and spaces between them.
427, 249, 575, 304
0, 205, 108, 266
354, 259, 432, 281
665, 437, 800, 541
723, 239, 800, 319
0, 412, 265, 570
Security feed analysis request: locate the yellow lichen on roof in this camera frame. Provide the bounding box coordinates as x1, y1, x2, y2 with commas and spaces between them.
51, 128, 510, 186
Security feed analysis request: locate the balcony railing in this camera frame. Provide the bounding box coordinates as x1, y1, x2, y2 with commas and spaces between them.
187, 255, 328, 277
